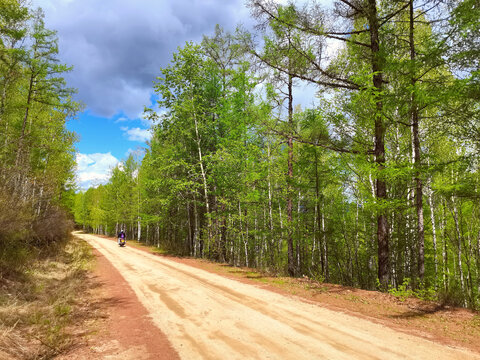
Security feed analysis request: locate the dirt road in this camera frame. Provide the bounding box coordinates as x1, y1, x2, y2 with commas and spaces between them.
78, 233, 480, 360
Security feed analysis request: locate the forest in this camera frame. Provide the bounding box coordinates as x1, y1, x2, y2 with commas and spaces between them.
0, 1, 78, 273
71, 0, 478, 309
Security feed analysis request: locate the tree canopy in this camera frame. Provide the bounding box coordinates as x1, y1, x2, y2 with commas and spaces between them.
0, 1, 79, 274
73, 0, 480, 309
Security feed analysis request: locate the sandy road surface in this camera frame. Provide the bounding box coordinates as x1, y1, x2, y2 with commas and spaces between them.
79, 233, 480, 360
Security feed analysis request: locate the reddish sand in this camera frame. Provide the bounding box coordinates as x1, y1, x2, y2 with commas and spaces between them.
57, 242, 179, 359
71, 232, 480, 360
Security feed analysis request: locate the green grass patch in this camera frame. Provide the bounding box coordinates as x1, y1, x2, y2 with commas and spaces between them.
272, 278, 287, 285
346, 294, 370, 304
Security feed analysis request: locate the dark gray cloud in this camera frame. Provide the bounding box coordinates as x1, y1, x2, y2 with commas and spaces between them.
33, 0, 252, 118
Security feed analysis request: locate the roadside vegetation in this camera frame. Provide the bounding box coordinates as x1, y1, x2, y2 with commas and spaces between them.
0, 2, 83, 358
0, 0, 79, 278
0, 237, 94, 359
75, 0, 480, 310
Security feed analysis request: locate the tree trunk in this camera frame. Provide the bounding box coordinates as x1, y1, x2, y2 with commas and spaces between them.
409, 0, 425, 283
239, 201, 248, 267
254, 207, 259, 267
15, 71, 35, 169
452, 198, 465, 294
220, 202, 227, 262
267, 143, 275, 265
321, 202, 328, 281
428, 183, 438, 285
314, 148, 325, 277
278, 199, 284, 254
477, 229, 480, 297
137, 218, 141, 242
187, 202, 191, 253
192, 100, 211, 244
297, 190, 301, 272
146, 223, 150, 245
368, 0, 389, 288
312, 203, 317, 270
355, 200, 360, 286
245, 207, 249, 268
441, 201, 449, 291
287, 74, 295, 277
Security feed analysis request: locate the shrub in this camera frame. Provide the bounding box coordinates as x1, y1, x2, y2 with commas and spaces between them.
437, 281, 466, 308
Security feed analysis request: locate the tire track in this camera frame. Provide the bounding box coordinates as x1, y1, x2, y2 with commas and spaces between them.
81, 233, 480, 360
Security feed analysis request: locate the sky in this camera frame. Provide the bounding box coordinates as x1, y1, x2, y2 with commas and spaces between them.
32, 0, 321, 190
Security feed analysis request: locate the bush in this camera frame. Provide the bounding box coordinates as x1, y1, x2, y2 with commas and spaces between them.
388, 278, 414, 301
0, 188, 34, 276
0, 185, 73, 278
33, 206, 74, 246
437, 282, 466, 308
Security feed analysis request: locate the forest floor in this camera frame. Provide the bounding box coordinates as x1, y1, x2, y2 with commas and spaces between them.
60, 232, 480, 359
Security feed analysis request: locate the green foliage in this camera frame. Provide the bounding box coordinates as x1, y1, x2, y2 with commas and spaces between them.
388, 278, 438, 302
388, 279, 411, 300
73, 155, 140, 238
0, 1, 78, 276
438, 281, 469, 308
76, 2, 480, 310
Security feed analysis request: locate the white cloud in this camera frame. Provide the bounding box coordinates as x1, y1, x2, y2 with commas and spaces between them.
125, 147, 146, 159
294, 82, 320, 108
122, 127, 152, 142
76, 152, 95, 170
114, 112, 154, 127
114, 116, 128, 123
75, 152, 119, 189
140, 112, 155, 127
324, 38, 344, 64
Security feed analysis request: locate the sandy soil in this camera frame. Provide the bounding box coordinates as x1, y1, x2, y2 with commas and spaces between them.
76, 232, 480, 360
57, 235, 179, 360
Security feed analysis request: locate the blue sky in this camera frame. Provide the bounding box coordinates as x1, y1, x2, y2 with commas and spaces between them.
68, 110, 152, 188
31, 0, 255, 189
32, 0, 326, 189
69, 111, 149, 158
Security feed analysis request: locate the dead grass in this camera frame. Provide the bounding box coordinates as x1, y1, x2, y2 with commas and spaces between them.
0, 237, 95, 360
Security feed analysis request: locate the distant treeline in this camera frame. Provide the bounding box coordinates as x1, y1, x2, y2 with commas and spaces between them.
74, 0, 480, 309
0, 1, 79, 274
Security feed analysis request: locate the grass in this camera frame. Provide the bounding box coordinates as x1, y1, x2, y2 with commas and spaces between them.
0, 237, 95, 359
346, 294, 362, 303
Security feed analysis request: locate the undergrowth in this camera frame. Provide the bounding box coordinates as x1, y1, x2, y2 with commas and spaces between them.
0, 236, 94, 359
388, 278, 441, 303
